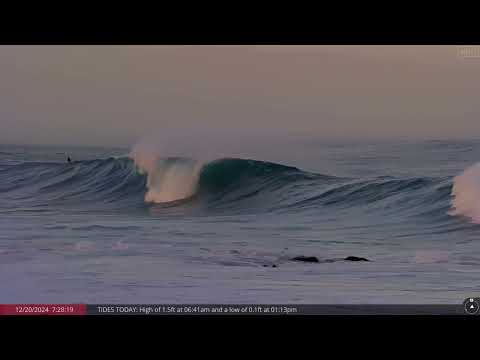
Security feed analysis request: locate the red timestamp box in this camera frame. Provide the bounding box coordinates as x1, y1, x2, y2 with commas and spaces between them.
0, 304, 86, 315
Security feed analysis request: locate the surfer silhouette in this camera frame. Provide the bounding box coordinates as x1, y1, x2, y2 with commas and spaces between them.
67, 156, 71, 163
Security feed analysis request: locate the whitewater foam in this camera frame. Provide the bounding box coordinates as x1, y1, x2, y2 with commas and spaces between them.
449, 162, 480, 223
129, 143, 205, 203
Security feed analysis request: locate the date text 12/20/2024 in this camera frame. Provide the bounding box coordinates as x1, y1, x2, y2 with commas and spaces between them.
0, 304, 86, 315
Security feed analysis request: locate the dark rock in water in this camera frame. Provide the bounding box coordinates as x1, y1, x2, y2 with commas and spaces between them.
272, 264, 277, 268
291, 256, 319, 263
344, 256, 369, 262
262, 264, 268, 267
290, 255, 368, 263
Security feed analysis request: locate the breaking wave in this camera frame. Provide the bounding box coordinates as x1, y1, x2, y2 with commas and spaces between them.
450, 162, 480, 224
2, 143, 477, 224
0, 157, 455, 219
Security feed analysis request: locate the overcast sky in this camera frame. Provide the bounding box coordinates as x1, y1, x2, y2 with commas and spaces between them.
0, 45, 479, 147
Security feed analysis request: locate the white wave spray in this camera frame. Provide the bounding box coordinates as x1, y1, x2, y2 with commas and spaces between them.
129, 141, 205, 203
449, 162, 480, 223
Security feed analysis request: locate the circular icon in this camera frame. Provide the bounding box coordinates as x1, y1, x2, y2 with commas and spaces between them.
464, 298, 479, 315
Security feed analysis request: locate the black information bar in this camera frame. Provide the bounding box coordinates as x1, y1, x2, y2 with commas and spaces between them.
87, 303, 479, 315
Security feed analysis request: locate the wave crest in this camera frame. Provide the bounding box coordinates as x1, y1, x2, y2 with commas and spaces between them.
449, 163, 480, 223
129, 145, 204, 203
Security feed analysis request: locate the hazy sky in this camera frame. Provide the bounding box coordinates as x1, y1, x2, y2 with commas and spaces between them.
1, 45, 479, 147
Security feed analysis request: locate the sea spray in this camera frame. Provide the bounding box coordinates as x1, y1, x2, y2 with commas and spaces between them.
449, 162, 480, 223
129, 141, 205, 203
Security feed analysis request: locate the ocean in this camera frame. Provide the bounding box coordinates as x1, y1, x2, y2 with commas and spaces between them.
1, 140, 480, 304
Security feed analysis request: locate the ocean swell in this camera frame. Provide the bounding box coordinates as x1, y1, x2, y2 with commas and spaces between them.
0, 146, 470, 223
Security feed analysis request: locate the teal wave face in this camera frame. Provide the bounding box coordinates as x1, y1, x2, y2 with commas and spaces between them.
198, 158, 300, 192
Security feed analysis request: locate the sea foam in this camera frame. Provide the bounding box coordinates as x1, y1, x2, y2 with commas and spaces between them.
129, 141, 204, 203
449, 162, 480, 223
